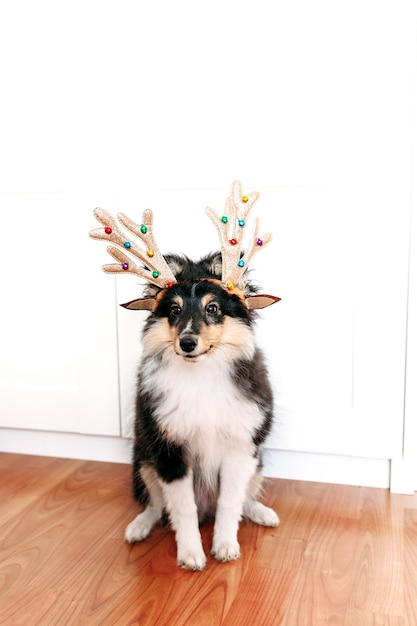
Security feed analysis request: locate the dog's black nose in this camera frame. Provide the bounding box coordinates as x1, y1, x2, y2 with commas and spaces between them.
179, 335, 198, 353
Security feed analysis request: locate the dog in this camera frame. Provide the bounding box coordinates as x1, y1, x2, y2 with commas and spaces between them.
89, 180, 281, 570
123, 251, 279, 570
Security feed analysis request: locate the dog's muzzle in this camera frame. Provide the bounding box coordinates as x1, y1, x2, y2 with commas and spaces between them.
179, 334, 198, 354
177, 333, 212, 361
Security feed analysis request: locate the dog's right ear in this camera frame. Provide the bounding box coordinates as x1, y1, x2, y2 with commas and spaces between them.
246, 294, 281, 310
120, 298, 156, 311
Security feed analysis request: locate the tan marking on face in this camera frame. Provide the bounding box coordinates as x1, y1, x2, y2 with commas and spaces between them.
171, 295, 184, 308
216, 316, 252, 347
196, 318, 224, 354
217, 316, 256, 361
153, 291, 183, 313
153, 288, 167, 311
201, 293, 218, 310
142, 318, 174, 357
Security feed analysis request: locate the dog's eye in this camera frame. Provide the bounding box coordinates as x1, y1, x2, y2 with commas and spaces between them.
206, 302, 219, 315
170, 304, 182, 317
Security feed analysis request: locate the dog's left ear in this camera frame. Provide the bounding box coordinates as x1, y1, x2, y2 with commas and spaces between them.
120, 298, 156, 311
246, 294, 281, 310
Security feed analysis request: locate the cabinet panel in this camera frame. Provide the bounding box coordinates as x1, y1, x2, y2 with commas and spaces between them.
0, 0, 120, 436
0, 192, 120, 435
259, 185, 409, 459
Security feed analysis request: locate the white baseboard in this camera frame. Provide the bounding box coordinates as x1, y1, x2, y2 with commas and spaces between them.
263, 448, 390, 489
0, 428, 133, 464
0, 428, 390, 489
390, 457, 417, 494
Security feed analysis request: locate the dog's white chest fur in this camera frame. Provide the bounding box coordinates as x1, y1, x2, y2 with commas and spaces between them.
142, 353, 263, 461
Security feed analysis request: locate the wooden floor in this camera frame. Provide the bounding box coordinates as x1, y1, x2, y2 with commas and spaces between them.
1, 454, 417, 625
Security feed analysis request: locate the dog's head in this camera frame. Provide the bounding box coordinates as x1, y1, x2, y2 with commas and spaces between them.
139, 273, 261, 363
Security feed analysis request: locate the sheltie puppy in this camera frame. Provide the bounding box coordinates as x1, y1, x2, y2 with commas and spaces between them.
124, 251, 279, 570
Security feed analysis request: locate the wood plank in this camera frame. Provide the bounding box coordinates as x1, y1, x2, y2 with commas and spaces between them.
404, 508, 417, 624
348, 488, 404, 616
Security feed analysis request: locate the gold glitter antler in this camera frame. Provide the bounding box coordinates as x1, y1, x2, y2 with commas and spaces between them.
205, 180, 273, 291
89, 207, 177, 289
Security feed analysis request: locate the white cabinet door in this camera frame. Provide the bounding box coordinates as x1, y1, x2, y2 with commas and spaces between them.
0, 191, 120, 436
258, 184, 409, 460
0, 0, 120, 436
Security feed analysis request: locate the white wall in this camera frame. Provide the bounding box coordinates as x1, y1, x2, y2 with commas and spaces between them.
1, 0, 417, 491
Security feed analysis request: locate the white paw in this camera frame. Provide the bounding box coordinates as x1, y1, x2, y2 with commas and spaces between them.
177, 549, 207, 571
125, 514, 154, 543
211, 541, 241, 563
244, 502, 280, 527
256, 505, 280, 527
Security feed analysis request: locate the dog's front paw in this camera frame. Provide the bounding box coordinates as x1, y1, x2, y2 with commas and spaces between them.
243, 501, 280, 527
125, 514, 153, 543
211, 540, 241, 563
177, 548, 207, 571
259, 506, 280, 527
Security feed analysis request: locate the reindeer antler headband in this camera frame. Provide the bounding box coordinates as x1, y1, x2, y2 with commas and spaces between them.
89, 180, 280, 310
